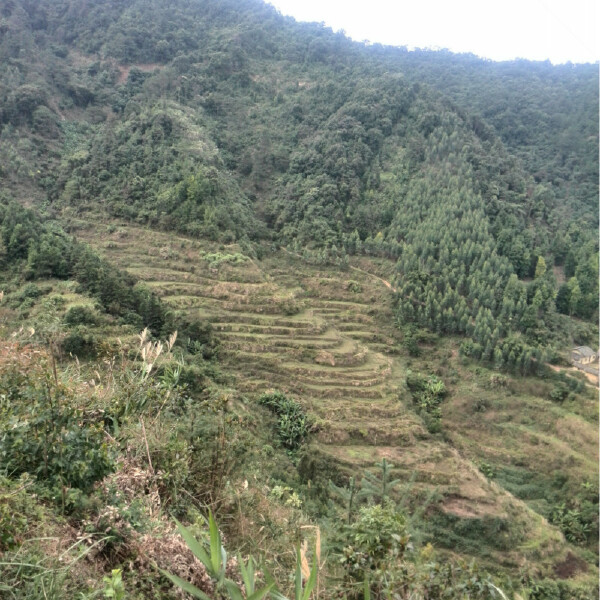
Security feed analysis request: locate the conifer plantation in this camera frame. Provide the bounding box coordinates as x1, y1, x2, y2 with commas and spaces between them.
0, 1, 598, 598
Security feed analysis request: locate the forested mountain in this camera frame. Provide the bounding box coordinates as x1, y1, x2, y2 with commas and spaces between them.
1, 0, 597, 331
0, 1, 598, 598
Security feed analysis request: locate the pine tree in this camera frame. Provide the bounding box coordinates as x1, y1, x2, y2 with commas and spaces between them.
534, 256, 547, 279
361, 459, 402, 504
329, 477, 367, 524
568, 277, 582, 316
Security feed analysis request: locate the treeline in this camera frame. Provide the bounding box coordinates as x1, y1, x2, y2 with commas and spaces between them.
2, 200, 179, 338
388, 123, 595, 373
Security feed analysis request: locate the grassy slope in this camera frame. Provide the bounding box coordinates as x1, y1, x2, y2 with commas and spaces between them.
72, 218, 598, 584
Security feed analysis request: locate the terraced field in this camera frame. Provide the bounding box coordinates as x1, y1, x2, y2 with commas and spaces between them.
75, 222, 595, 580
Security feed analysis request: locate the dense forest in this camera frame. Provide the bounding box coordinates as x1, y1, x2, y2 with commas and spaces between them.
0, 0, 598, 599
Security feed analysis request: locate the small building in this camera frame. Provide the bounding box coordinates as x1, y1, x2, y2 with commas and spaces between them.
571, 346, 598, 365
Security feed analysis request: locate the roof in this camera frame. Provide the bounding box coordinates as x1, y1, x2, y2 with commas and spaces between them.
572, 346, 596, 357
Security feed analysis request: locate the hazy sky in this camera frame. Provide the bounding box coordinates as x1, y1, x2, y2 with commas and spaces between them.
268, 0, 598, 64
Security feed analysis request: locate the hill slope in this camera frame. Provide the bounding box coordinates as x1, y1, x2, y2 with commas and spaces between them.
0, 0, 598, 598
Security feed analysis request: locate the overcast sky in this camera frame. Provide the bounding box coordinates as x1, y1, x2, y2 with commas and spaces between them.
268, 0, 598, 64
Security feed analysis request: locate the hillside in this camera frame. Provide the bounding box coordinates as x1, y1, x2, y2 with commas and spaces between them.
0, 1, 598, 599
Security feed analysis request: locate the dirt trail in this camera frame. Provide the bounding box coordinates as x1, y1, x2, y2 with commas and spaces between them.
547, 363, 598, 387
280, 248, 397, 293
349, 265, 396, 292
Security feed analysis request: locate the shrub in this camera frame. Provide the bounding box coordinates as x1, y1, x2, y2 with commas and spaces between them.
479, 462, 496, 479
487, 374, 508, 389
0, 360, 114, 499
406, 372, 447, 433
549, 382, 570, 403
340, 503, 409, 579
346, 280, 362, 293
459, 339, 482, 358
32, 106, 60, 137
201, 252, 249, 267
402, 325, 422, 357
17, 283, 44, 302
258, 391, 309, 451
0, 474, 41, 551
63, 305, 97, 326
179, 317, 218, 359
60, 327, 98, 358
550, 503, 591, 544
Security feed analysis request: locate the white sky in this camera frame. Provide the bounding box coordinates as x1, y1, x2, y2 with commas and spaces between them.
268, 0, 598, 64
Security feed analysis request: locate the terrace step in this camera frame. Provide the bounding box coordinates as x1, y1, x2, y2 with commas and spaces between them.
211, 323, 323, 336
292, 372, 389, 387
219, 332, 341, 345
297, 383, 390, 400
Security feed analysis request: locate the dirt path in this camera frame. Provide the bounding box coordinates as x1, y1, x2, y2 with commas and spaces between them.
547, 363, 598, 387
349, 265, 397, 292
279, 247, 397, 293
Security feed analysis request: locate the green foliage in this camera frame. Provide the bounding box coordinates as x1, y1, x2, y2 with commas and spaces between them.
270, 485, 302, 508
401, 324, 422, 357
0, 475, 41, 551
411, 561, 509, 600
291, 547, 318, 600
0, 360, 114, 499
60, 327, 98, 358
550, 503, 594, 545
340, 503, 409, 582
0, 202, 219, 350
346, 280, 362, 294
17, 283, 45, 301
549, 382, 571, 403
0, 201, 172, 334
202, 251, 250, 267
102, 569, 126, 600
428, 511, 515, 555
0, 531, 109, 600
163, 510, 320, 600
479, 462, 496, 479
329, 476, 367, 524
0, 0, 596, 378
178, 316, 219, 360
258, 391, 309, 451
63, 305, 98, 326
406, 372, 447, 432
161, 513, 275, 600
521, 575, 597, 600
360, 459, 402, 504
0, 1, 598, 596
